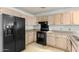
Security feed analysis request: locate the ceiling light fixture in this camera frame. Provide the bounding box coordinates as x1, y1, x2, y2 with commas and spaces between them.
40, 7, 46, 9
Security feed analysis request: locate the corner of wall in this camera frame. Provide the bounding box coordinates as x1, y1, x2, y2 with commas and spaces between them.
7, 7, 35, 16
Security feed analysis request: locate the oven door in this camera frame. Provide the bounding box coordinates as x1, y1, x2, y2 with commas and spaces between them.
37, 31, 46, 45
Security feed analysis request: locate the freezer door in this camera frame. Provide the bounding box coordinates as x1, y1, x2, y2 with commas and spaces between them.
14, 16, 25, 52
2, 14, 16, 52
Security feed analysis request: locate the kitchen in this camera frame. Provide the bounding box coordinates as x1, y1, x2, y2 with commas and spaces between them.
0, 7, 79, 52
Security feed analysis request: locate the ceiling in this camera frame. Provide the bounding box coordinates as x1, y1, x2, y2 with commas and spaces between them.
15, 7, 70, 15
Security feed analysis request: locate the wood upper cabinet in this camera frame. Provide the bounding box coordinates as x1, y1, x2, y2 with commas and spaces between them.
44, 16, 48, 21
36, 16, 40, 22
48, 15, 55, 25
48, 12, 72, 25
36, 16, 48, 22
27, 16, 36, 25
72, 10, 79, 24
61, 11, 73, 25
36, 10, 79, 25
54, 13, 62, 25
48, 11, 73, 25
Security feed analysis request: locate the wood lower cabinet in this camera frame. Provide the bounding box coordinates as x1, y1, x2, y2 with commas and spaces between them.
67, 38, 72, 51
33, 31, 36, 42
26, 31, 35, 44
28, 31, 34, 43
47, 32, 56, 46
25, 31, 28, 45
55, 36, 67, 50
47, 32, 71, 51
72, 45, 77, 52
47, 36, 56, 46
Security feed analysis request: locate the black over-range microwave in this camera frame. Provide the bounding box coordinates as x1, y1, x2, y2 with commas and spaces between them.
38, 21, 49, 31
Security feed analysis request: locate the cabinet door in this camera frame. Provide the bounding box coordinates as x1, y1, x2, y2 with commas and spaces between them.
41, 16, 48, 21
62, 11, 73, 25
27, 31, 34, 44
56, 36, 67, 50
40, 16, 43, 21
36, 16, 48, 22
36, 16, 42, 22
36, 16, 39, 22
47, 36, 56, 46
72, 10, 79, 24
67, 39, 72, 51
41, 16, 44, 21
54, 13, 62, 25
48, 15, 55, 25
27, 16, 36, 25
33, 31, 36, 41
44, 16, 48, 21
31, 16, 36, 25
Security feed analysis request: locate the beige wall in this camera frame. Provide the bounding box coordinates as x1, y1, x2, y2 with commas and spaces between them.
0, 7, 29, 17
0, 7, 35, 19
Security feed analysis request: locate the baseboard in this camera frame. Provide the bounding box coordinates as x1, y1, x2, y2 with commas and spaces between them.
26, 41, 35, 45
47, 45, 69, 52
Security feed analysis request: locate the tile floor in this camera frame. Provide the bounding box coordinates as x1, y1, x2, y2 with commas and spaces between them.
23, 42, 65, 52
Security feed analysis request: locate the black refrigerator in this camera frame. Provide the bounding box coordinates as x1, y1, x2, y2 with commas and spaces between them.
0, 14, 25, 52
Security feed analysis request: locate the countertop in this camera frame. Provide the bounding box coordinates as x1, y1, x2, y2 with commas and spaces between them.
47, 30, 79, 51
25, 28, 79, 51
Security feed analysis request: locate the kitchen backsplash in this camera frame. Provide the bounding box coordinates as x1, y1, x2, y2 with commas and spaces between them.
49, 25, 79, 32
25, 24, 40, 30
26, 24, 79, 32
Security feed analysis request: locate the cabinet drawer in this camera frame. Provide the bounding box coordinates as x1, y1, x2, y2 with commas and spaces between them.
55, 34, 67, 38
47, 36, 55, 40
47, 37, 56, 46
47, 34, 55, 36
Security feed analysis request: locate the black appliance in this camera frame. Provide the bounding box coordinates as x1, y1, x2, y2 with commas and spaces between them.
38, 21, 49, 31
1, 14, 25, 52
37, 31, 46, 45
